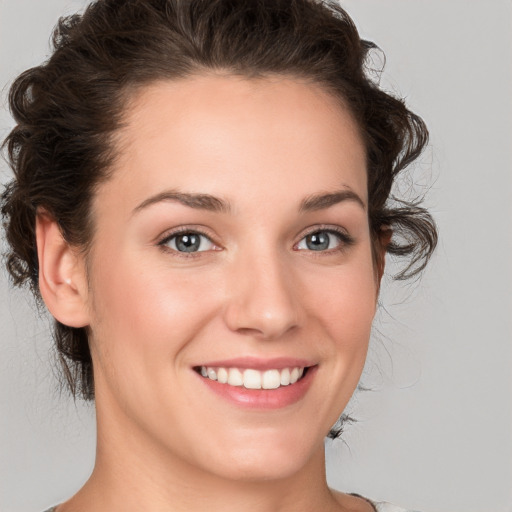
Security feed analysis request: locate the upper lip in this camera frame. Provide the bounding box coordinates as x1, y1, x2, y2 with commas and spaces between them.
194, 357, 315, 371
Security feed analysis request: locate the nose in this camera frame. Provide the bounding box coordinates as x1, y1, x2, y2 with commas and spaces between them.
223, 249, 301, 340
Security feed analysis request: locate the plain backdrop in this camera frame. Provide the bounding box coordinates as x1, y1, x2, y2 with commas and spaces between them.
1, 1, 511, 511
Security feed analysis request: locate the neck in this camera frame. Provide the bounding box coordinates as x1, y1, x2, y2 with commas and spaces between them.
62, 400, 344, 512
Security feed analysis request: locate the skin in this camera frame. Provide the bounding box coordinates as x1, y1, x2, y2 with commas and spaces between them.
37, 75, 382, 512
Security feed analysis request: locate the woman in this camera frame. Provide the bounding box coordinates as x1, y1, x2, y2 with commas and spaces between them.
1, 1, 436, 511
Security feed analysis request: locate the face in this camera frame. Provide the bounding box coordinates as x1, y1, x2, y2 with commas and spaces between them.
84, 75, 378, 482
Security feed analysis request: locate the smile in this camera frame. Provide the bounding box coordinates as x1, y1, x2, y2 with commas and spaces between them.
198, 366, 306, 390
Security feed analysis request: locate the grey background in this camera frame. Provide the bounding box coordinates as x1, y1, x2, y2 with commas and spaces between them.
1, 1, 511, 511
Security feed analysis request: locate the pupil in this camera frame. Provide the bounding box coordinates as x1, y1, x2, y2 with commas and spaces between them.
176, 234, 200, 252
307, 232, 329, 251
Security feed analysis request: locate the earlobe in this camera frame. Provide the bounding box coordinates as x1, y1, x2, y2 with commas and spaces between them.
36, 211, 90, 328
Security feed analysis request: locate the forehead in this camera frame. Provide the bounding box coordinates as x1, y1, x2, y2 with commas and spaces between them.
99, 74, 367, 214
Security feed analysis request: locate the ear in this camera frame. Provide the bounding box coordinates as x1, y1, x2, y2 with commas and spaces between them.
375, 226, 392, 292
36, 211, 90, 328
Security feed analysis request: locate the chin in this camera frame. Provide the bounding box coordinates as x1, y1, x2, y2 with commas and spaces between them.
194, 425, 325, 483
206, 454, 312, 483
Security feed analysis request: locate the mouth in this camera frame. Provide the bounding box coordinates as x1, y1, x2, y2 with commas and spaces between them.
194, 365, 309, 390
193, 360, 316, 409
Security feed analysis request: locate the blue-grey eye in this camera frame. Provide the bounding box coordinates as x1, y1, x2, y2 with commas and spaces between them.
164, 232, 214, 253
297, 230, 342, 251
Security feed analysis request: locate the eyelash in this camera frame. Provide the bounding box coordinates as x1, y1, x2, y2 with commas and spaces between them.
295, 226, 355, 254
156, 225, 354, 257
157, 227, 219, 258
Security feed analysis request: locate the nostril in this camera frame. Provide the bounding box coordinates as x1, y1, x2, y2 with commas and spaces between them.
222, 274, 301, 340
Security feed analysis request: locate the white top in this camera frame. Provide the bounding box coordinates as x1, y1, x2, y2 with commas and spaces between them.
372, 501, 420, 512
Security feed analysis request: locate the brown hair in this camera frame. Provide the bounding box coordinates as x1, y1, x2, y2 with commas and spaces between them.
1, 0, 437, 402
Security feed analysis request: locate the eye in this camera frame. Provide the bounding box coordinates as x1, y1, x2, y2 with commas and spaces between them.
296, 229, 350, 252
160, 231, 216, 253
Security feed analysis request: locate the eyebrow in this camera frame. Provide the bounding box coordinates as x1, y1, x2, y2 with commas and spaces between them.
132, 187, 365, 216
299, 189, 366, 212
133, 190, 231, 215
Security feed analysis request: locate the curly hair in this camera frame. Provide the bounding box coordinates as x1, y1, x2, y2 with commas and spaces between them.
1, 0, 437, 402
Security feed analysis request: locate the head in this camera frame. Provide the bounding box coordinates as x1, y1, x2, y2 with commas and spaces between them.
2, 0, 436, 481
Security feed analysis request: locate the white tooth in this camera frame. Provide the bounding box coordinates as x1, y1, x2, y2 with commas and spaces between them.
201, 366, 208, 377
243, 369, 262, 389
298, 367, 304, 378
227, 368, 243, 386
217, 367, 228, 384
280, 368, 291, 386
290, 367, 300, 384
207, 367, 217, 381
262, 369, 281, 389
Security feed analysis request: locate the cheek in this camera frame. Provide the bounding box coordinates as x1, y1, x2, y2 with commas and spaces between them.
309, 255, 377, 373
86, 249, 221, 366
313, 259, 377, 334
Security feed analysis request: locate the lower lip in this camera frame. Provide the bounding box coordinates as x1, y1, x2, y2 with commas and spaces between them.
196, 366, 317, 410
